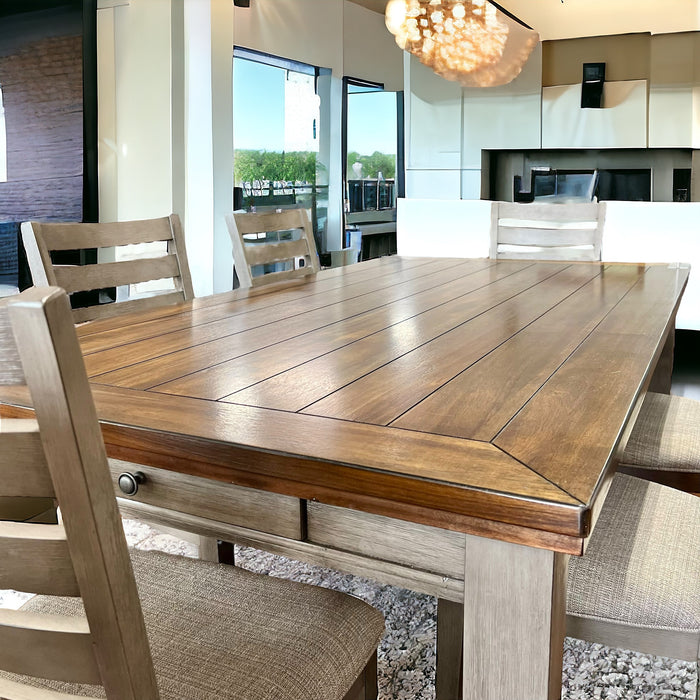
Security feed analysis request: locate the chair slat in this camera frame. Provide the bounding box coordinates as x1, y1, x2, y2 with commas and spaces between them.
0, 677, 103, 700
250, 266, 316, 287
0, 522, 78, 595
53, 255, 181, 294
72, 290, 185, 324
0, 421, 55, 497
24, 219, 175, 251
244, 238, 311, 267
498, 201, 600, 222
233, 209, 306, 235
496, 246, 598, 262
0, 305, 25, 385
0, 609, 100, 684
498, 228, 597, 247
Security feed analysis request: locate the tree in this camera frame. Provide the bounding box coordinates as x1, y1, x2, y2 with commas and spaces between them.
346, 151, 395, 180
234, 150, 316, 184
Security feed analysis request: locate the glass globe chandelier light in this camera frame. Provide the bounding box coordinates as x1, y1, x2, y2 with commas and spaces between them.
385, 0, 539, 88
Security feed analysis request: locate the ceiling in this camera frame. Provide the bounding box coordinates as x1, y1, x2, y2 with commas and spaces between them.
347, 0, 700, 41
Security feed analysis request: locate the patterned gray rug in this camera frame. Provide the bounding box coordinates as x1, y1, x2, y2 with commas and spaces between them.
3, 520, 693, 699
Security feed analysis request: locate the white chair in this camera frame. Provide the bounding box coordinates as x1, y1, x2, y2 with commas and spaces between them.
489, 201, 606, 261
0, 286, 384, 700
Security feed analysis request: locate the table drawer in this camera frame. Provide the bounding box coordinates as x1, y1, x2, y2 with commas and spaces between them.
108, 459, 303, 540
307, 502, 466, 579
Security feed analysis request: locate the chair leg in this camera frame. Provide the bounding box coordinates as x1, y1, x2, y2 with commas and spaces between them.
436, 598, 463, 700
342, 651, 378, 700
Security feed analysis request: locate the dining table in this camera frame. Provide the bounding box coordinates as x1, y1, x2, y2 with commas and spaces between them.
0, 255, 689, 700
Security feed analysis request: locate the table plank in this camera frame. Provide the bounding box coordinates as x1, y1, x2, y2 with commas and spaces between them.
83, 259, 486, 378
301, 264, 601, 424
494, 263, 689, 503
393, 264, 644, 440
225, 262, 570, 412
77, 255, 433, 341
156, 261, 547, 400
0, 382, 586, 549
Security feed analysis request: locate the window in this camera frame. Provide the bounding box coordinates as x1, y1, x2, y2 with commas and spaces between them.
233, 48, 329, 249
343, 78, 401, 213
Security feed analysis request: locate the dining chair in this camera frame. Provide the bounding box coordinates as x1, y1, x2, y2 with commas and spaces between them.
0, 286, 384, 700
436, 473, 700, 699
21, 215, 194, 323
226, 209, 320, 288
618, 392, 700, 495
20, 215, 221, 557
489, 201, 606, 261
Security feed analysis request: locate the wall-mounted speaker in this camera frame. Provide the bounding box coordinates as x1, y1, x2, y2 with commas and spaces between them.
581, 62, 605, 109
233, 0, 250, 6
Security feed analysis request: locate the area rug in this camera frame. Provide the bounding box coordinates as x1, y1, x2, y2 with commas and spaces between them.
123, 520, 697, 700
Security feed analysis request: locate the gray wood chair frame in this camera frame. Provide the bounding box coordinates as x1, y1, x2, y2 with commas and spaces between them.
21, 215, 194, 323
226, 209, 320, 288
0, 287, 381, 700
489, 201, 606, 261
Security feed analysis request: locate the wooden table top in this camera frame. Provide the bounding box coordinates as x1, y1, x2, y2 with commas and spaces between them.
2, 257, 689, 554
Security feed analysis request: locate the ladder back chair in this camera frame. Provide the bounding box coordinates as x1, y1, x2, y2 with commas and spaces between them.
226, 209, 320, 288
436, 473, 700, 699
21, 215, 194, 324
0, 287, 384, 700
20, 215, 212, 555
489, 201, 606, 261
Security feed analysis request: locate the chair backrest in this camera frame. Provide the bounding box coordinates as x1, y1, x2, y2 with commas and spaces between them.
21, 215, 194, 323
0, 287, 159, 699
226, 209, 320, 288
489, 201, 606, 261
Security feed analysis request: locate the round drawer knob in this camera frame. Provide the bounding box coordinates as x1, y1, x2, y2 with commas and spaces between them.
117, 471, 146, 496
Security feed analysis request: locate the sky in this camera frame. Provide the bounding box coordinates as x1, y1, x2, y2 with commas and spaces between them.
233, 58, 397, 156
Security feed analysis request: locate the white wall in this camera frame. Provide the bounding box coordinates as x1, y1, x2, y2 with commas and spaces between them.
343, 1, 403, 92
404, 44, 542, 201
107, 0, 173, 221
233, 0, 344, 76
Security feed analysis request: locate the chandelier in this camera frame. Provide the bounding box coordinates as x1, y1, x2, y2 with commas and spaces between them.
385, 0, 539, 88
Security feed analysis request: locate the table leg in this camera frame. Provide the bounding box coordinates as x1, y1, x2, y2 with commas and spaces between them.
462, 535, 568, 700
647, 327, 674, 394
436, 598, 464, 700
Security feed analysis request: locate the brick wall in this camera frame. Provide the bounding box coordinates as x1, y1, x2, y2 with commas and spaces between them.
0, 24, 83, 221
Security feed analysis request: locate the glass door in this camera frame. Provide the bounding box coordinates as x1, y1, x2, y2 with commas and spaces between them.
233, 48, 328, 251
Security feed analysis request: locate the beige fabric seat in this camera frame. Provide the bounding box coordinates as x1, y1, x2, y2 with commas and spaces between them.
7, 549, 384, 700
619, 392, 700, 494
0, 287, 383, 700
567, 474, 700, 671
